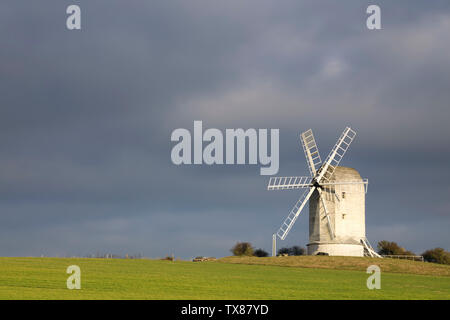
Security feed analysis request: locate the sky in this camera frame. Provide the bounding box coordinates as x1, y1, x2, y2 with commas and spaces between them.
0, 0, 449, 258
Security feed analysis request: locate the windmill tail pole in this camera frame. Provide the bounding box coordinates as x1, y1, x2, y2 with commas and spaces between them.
272, 233, 277, 257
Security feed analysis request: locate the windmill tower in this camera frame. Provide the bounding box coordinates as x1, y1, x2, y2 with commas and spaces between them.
267, 127, 380, 257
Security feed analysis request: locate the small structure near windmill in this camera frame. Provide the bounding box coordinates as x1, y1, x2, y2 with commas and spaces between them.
268, 127, 380, 257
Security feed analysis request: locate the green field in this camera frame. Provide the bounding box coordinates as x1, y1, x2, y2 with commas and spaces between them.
0, 257, 449, 299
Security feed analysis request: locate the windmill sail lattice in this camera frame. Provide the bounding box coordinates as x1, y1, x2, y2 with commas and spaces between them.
315, 127, 356, 183
276, 187, 315, 240
268, 176, 312, 190
301, 129, 322, 176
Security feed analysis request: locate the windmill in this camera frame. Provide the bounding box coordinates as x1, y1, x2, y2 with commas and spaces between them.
268, 127, 380, 257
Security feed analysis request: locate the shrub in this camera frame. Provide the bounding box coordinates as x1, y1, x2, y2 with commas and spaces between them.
254, 248, 269, 257
277, 246, 306, 256
277, 247, 290, 256
422, 248, 450, 265
377, 241, 415, 256
291, 246, 306, 256
231, 242, 254, 256
161, 256, 174, 261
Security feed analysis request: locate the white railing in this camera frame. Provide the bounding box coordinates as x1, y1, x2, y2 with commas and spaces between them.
382, 255, 424, 262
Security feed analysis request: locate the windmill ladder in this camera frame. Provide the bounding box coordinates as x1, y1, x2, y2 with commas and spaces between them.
361, 238, 382, 258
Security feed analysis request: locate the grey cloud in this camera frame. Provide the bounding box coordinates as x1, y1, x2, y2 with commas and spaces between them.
0, 0, 449, 258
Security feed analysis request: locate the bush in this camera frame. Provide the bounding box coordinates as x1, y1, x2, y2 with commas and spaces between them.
291, 246, 306, 256
377, 241, 415, 256
422, 248, 450, 265
161, 256, 174, 261
231, 242, 254, 256
277, 246, 306, 256
277, 247, 290, 256
254, 248, 269, 257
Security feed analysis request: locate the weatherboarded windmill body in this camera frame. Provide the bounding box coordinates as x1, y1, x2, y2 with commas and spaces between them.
268, 127, 380, 257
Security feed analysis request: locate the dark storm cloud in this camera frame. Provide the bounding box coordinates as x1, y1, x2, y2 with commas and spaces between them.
0, 0, 449, 257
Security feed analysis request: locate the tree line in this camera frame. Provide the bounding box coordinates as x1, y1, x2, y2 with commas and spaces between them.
230, 242, 306, 258
231, 241, 449, 265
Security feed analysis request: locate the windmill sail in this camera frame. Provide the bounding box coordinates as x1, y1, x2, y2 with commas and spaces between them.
316, 127, 356, 183
317, 188, 335, 239
276, 187, 316, 240
301, 129, 322, 176
267, 176, 312, 190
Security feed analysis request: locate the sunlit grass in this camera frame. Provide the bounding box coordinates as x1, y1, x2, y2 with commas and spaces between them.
0, 257, 448, 299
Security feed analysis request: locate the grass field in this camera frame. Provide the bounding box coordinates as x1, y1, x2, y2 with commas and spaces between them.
219, 255, 450, 276
0, 257, 449, 299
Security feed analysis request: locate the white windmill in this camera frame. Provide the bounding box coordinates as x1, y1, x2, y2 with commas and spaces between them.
268, 127, 380, 257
